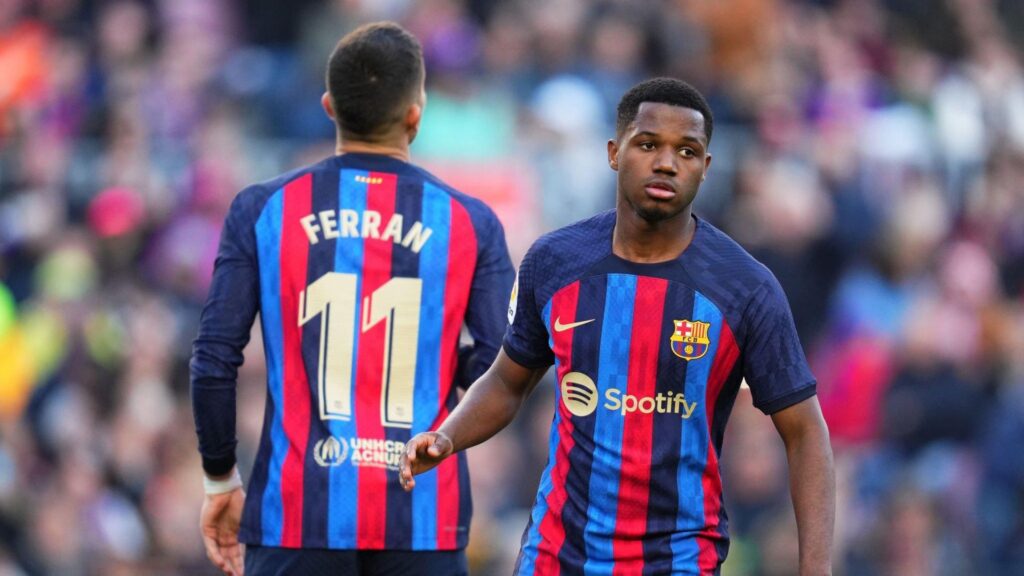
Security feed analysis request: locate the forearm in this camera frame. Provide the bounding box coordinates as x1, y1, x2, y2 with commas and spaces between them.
438, 368, 536, 453
785, 426, 835, 575
191, 372, 239, 476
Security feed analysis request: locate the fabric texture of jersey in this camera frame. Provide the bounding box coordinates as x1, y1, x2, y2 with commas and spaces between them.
191, 153, 514, 551
503, 210, 816, 575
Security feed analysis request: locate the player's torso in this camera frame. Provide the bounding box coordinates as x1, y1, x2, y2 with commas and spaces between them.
244, 159, 475, 550
520, 257, 741, 574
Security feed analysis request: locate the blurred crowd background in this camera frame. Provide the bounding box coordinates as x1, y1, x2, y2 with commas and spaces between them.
0, 0, 1023, 574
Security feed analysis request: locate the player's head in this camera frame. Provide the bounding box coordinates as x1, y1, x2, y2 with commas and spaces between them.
615, 77, 713, 144
608, 78, 714, 223
323, 22, 426, 143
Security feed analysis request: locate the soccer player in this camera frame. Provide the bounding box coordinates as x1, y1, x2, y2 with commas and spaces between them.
401, 78, 835, 575
191, 22, 514, 576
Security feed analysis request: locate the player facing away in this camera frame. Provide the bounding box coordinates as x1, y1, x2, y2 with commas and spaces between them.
190, 22, 514, 576
401, 78, 835, 575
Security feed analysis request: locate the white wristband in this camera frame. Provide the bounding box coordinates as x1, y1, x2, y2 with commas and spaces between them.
203, 467, 243, 495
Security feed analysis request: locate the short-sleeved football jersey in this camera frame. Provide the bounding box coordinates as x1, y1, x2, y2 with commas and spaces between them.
504, 211, 815, 575
191, 153, 514, 551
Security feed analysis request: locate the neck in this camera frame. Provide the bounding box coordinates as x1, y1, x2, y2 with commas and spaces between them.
336, 134, 411, 162
612, 202, 696, 263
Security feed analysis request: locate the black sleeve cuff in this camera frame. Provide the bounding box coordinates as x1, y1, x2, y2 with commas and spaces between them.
756, 382, 817, 415
202, 454, 237, 477
501, 342, 552, 370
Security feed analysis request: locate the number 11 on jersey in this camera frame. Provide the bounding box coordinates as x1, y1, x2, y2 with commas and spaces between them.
299, 272, 423, 428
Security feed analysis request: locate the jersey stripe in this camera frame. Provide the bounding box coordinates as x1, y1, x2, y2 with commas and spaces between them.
643, 285, 693, 575
613, 276, 668, 574
301, 169, 339, 547
325, 169, 368, 548
583, 274, 637, 572
242, 379, 276, 542
557, 276, 607, 571
279, 174, 314, 547
697, 320, 738, 571
435, 196, 476, 549
255, 190, 286, 544
382, 174, 422, 549
516, 302, 559, 576
409, 181, 450, 547
354, 172, 397, 548
531, 282, 582, 575
671, 291, 723, 571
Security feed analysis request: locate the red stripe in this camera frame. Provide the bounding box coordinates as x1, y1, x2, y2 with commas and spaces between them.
697, 321, 739, 570
534, 282, 581, 576
279, 174, 314, 547
355, 172, 396, 548
613, 277, 667, 574
436, 199, 477, 549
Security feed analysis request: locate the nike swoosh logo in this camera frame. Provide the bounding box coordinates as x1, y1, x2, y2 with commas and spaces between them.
553, 317, 596, 332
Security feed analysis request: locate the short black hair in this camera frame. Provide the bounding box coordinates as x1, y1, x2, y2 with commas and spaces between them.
326, 22, 424, 137
616, 77, 714, 143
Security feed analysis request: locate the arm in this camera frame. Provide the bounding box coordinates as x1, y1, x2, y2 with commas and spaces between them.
771, 396, 835, 576
401, 349, 547, 490
456, 207, 516, 388
190, 192, 261, 576
191, 192, 260, 477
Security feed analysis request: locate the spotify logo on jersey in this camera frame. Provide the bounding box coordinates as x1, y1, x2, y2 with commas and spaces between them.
560, 372, 599, 417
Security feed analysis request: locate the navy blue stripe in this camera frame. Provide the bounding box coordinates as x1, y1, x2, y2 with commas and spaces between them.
453, 393, 472, 548
711, 358, 744, 560
384, 175, 423, 549
300, 168, 340, 547
642, 284, 694, 575
711, 359, 743, 469
556, 275, 607, 575
240, 387, 276, 543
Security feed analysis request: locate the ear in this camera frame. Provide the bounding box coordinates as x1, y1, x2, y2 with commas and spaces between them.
701, 152, 712, 181
405, 101, 424, 143
607, 138, 619, 171
321, 92, 335, 121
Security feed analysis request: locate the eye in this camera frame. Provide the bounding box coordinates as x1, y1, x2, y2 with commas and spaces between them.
638, 141, 655, 151
679, 148, 696, 158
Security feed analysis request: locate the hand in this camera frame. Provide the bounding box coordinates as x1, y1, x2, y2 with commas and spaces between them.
200, 488, 246, 576
400, 431, 454, 491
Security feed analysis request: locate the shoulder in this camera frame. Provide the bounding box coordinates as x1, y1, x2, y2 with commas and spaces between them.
530, 210, 615, 259
521, 211, 615, 291
413, 164, 502, 227
685, 217, 783, 318
232, 158, 336, 217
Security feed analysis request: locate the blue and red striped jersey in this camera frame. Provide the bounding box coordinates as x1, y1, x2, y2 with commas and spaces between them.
191, 152, 514, 551
503, 211, 816, 575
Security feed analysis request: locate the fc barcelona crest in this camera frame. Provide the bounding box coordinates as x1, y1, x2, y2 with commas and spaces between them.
671, 319, 711, 361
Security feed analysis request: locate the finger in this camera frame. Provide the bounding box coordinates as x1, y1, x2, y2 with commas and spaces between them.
406, 436, 424, 461
202, 534, 228, 572
399, 467, 414, 492
224, 543, 244, 576
427, 443, 442, 457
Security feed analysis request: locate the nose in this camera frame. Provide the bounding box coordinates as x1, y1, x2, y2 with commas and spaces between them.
653, 148, 677, 175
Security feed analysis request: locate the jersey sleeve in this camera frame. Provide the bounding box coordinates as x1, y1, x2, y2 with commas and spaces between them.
502, 244, 554, 368
456, 209, 515, 389
190, 190, 261, 476
741, 274, 817, 414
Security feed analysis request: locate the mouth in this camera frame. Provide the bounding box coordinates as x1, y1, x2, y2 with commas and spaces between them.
643, 181, 676, 200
